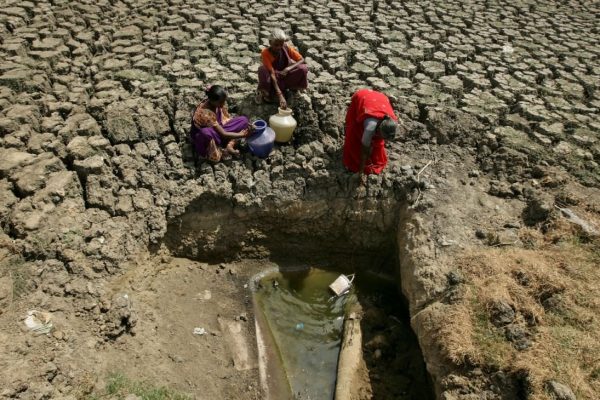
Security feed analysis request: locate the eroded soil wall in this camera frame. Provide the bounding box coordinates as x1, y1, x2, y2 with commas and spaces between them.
164, 194, 405, 269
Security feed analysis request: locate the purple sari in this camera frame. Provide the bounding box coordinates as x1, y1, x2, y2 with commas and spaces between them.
189, 107, 249, 158
258, 45, 308, 98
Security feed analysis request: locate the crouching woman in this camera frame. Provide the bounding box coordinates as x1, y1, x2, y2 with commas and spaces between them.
190, 85, 249, 161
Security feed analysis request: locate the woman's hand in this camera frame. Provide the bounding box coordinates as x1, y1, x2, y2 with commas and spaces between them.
222, 130, 247, 139
359, 173, 367, 187
279, 67, 291, 77
279, 95, 287, 110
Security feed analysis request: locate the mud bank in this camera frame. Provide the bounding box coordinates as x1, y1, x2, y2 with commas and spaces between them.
164, 192, 405, 267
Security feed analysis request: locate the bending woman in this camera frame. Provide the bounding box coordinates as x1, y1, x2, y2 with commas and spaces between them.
190, 85, 249, 161
343, 89, 398, 178
257, 28, 308, 109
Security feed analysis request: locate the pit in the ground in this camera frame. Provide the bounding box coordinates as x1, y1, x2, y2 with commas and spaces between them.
162, 195, 434, 399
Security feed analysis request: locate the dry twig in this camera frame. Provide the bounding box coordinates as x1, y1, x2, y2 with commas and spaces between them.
411, 160, 434, 208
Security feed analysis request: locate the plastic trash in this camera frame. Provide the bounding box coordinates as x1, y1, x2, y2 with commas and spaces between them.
193, 327, 206, 335
295, 323, 304, 331
328, 274, 355, 296
24, 310, 53, 335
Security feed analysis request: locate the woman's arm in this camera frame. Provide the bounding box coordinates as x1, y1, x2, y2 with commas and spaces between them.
214, 123, 247, 140
271, 69, 287, 109
357, 118, 379, 183
280, 57, 305, 76
358, 144, 370, 184
281, 45, 306, 76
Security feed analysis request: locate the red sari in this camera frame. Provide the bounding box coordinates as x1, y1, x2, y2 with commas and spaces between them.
343, 89, 397, 174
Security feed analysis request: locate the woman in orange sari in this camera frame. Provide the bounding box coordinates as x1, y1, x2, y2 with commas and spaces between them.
257, 29, 308, 109
343, 89, 398, 179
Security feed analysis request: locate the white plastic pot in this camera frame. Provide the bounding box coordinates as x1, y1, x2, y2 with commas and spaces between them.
269, 107, 297, 143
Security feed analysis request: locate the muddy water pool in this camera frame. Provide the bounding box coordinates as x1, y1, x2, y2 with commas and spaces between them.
254, 265, 433, 400
254, 268, 346, 399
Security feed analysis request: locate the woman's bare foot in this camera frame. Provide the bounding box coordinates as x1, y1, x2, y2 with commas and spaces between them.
226, 140, 240, 156
256, 89, 276, 105
254, 89, 264, 105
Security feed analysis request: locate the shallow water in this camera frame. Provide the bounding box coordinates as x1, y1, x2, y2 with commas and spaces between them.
254, 268, 348, 400
254, 266, 432, 400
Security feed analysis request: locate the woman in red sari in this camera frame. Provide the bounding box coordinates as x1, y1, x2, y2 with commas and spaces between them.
256, 29, 308, 109
343, 89, 398, 178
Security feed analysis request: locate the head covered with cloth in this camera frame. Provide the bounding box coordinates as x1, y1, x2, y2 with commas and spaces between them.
257, 28, 309, 109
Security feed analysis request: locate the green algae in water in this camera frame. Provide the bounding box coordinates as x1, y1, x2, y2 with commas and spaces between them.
255, 268, 348, 400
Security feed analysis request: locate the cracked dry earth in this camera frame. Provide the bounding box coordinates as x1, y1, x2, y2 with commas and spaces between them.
0, 0, 599, 399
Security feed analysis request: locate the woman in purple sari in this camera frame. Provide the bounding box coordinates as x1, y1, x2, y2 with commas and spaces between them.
190, 85, 249, 161
257, 29, 308, 109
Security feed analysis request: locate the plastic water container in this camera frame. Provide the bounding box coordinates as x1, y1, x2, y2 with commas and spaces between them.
247, 126, 275, 158
269, 108, 297, 143
328, 274, 355, 296
252, 119, 267, 135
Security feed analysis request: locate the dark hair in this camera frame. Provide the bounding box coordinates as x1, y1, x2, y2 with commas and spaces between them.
206, 85, 227, 102
379, 115, 398, 140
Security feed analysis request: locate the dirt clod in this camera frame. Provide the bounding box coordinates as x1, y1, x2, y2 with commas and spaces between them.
546, 380, 577, 400
490, 301, 515, 327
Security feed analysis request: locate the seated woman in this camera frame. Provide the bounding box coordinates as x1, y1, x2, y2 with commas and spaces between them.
189, 85, 249, 161
257, 28, 308, 109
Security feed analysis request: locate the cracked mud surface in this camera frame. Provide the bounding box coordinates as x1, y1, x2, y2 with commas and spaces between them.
0, 0, 599, 399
